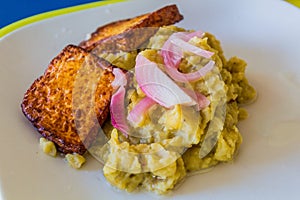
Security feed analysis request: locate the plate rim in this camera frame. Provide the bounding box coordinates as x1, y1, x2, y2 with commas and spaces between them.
0, 0, 125, 39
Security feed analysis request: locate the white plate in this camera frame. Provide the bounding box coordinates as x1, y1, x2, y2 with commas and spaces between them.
1, 0, 300, 199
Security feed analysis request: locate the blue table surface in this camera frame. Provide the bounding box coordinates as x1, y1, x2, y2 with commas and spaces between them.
0, 0, 101, 28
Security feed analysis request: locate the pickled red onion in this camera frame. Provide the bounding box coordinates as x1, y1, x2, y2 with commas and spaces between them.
161, 38, 182, 67
185, 30, 204, 39
127, 96, 156, 125
135, 54, 195, 108
164, 60, 215, 82
170, 30, 204, 42
181, 87, 210, 111
170, 37, 214, 59
160, 30, 215, 82
160, 31, 204, 68
111, 68, 127, 90
110, 86, 129, 136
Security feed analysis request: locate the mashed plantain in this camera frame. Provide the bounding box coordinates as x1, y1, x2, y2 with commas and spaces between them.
94, 26, 256, 194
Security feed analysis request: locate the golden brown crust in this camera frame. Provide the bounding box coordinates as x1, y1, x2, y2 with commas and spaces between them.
21, 45, 114, 154
79, 4, 183, 52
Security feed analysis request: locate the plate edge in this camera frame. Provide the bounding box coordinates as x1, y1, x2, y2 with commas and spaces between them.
0, 0, 126, 39
285, 0, 300, 8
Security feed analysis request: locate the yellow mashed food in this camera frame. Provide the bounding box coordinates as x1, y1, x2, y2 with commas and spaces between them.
93, 26, 256, 194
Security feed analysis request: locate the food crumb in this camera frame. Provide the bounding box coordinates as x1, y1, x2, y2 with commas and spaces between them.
39, 137, 57, 157
65, 153, 86, 169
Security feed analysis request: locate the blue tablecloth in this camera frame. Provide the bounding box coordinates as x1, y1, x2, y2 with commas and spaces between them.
0, 0, 100, 28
